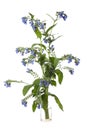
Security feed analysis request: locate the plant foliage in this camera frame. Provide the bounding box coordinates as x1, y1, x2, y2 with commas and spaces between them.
4, 11, 80, 120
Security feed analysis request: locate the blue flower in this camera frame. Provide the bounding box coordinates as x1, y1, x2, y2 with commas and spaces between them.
75, 58, 80, 66
36, 19, 41, 26
36, 20, 46, 30
25, 48, 30, 54
15, 48, 25, 55
67, 56, 72, 63
57, 11, 67, 21
21, 60, 27, 66
62, 14, 67, 21
44, 80, 49, 87
28, 59, 34, 64
16, 48, 19, 53
22, 100, 27, 107
22, 17, 27, 24
31, 50, 36, 57
4, 81, 11, 87
43, 38, 48, 43
69, 69, 74, 75
39, 80, 49, 87
29, 20, 34, 26
29, 20, 36, 31
32, 25, 37, 31
40, 23, 45, 29
37, 104, 41, 109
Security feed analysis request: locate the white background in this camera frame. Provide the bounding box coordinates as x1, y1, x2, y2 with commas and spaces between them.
0, 0, 87, 129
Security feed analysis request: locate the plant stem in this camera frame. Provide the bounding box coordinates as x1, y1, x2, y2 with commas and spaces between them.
44, 108, 49, 119
40, 39, 42, 54
44, 88, 49, 119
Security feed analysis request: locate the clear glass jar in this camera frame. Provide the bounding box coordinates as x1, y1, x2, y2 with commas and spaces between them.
40, 107, 52, 121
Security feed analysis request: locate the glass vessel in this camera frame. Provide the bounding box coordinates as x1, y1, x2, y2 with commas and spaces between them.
40, 107, 52, 121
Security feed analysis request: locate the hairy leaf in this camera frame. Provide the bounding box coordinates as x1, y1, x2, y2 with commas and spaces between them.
49, 57, 59, 68
32, 78, 40, 97
38, 54, 46, 65
23, 84, 33, 96
35, 28, 42, 39
50, 80, 56, 86
49, 93, 63, 111
33, 78, 40, 86
32, 101, 37, 112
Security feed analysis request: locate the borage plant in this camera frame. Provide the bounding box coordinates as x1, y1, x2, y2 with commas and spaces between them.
4, 11, 80, 120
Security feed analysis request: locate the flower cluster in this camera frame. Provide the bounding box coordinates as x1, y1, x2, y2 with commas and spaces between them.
59, 54, 80, 75
39, 79, 49, 87
22, 100, 27, 107
67, 54, 80, 66
56, 11, 67, 21
29, 19, 46, 31
4, 81, 11, 87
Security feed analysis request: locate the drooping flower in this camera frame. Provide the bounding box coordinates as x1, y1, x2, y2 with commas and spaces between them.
36, 19, 41, 26
15, 48, 25, 56
25, 48, 30, 54
4, 81, 11, 87
43, 38, 48, 43
28, 59, 34, 64
31, 50, 36, 57
29, 20, 36, 31
56, 11, 67, 21
36, 19, 46, 30
75, 58, 80, 66
69, 69, 74, 75
22, 17, 28, 24
67, 55, 72, 63
21, 60, 27, 66
37, 104, 41, 109
15, 48, 19, 53
21, 100, 27, 107
39, 23, 46, 29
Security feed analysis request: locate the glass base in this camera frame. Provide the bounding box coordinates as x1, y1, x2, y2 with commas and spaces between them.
40, 107, 52, 121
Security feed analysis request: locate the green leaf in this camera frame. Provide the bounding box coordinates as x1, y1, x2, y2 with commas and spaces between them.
23, 84, 33, 96
44, 63, 56, 78
33, 78, 40, 86
45, 24, 56, 35
38, 54, 46, 65
32, 101, 37, 112
49, 57, 59, 68
32, 78, 40, 97
49, 93, 63, 111
50, 80, 56, 86
32, 86, 39, 97
32, 43, 46, 50
55, 69, 63, 84
54, 58, 59, 68
35, 28, 42, 39
54, 95, 63, 111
